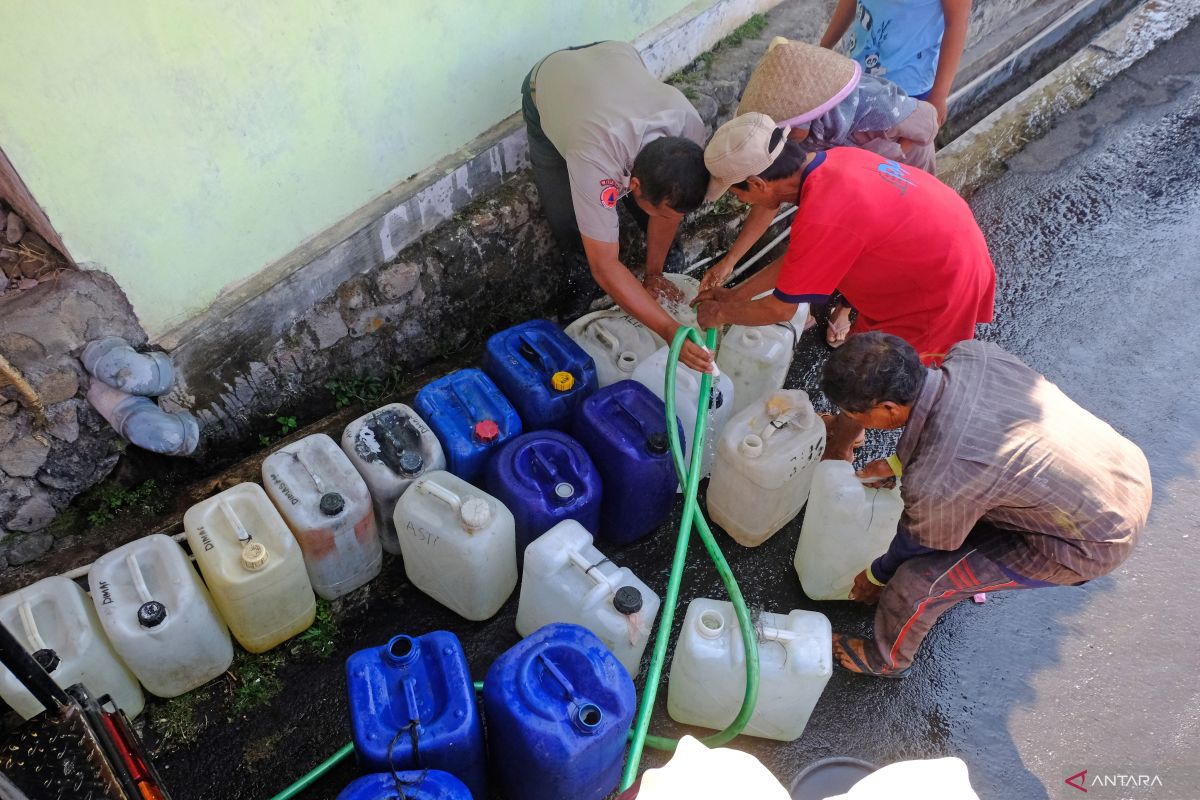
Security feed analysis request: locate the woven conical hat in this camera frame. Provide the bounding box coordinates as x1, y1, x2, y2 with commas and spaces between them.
737, 37, 861, 127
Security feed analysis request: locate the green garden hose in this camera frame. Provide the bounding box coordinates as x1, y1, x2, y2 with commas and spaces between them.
618, 325, 761, 789
268, 742, 354, 800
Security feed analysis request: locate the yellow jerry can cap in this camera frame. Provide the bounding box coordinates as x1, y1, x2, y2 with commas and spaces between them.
551, 371, 575, 392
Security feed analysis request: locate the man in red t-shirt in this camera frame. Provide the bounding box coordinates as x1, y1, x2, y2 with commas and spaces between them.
695, 113, 995, 458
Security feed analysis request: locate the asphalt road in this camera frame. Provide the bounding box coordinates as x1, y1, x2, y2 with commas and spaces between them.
151, 18, 1200, 800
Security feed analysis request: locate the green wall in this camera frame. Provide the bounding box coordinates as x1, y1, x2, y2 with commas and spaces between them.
0, 1, 701, 335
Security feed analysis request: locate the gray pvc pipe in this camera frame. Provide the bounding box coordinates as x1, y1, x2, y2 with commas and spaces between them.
82, 336, 176, 396
87, 381, 199, 456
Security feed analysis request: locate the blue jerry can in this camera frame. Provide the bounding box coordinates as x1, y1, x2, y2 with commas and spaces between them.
482, 319, 599, 432
572, 380, 684, 546
483, 622, 636, 800
336, 770, 472, 800
346, 632, 486, 799
415, 368, 522, 484
484, 430, 602, 560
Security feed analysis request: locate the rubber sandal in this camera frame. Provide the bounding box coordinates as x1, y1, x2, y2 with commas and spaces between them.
832, 633, 910, 679
826, 305, 853, 348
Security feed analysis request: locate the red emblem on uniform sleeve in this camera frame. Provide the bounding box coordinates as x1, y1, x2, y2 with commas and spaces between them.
599, 178, 619, 208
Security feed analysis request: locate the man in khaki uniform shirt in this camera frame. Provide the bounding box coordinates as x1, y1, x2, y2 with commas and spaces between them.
522, 41, 713, 372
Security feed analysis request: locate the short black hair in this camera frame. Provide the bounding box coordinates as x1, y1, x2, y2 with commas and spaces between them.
631, 136, 708, 213
821, 332, 926, 412
731, 128, 807, 191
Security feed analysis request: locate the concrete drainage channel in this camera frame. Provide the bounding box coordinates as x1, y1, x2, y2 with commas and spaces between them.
4, 2, 1199, 799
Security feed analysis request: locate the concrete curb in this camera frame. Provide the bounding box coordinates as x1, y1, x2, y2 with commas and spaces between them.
939, 0, 1200, 196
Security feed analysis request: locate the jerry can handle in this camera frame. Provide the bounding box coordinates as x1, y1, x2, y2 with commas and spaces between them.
757, 623, 798, 644
416, 479, 462, 512
125, 554, 155, 605
592, 323, 620, 353
289, 449, 328, 494
613, 397, 657, 441
528, 448, 564, 486
401, 677, 423, 728
536, 652, 577, 700
567, 549, 616, 593
218, 500, 253, 543
760, 401, 808, 442
17, 602, 49, 652
517, 335, 548, 372
447, 382, 481, 422
772, 320, 799, 348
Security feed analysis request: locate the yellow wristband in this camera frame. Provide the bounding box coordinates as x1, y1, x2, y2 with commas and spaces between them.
885, 454, 903, 478
865, 566, 886, 587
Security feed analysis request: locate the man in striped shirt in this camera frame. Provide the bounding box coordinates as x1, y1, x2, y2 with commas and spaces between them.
819, 333, 1152, 676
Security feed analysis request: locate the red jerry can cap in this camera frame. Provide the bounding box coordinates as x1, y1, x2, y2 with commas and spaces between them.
473, 419, 501, 444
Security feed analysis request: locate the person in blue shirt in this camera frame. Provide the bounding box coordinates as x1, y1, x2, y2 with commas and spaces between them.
820, 0, 972, 126
818, 0, 971, 349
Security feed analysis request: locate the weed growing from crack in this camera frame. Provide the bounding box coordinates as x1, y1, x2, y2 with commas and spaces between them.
149, 689, 212, 753
722, 13, 769, 48
229, 650, 285, 716
258, 414, 299, 447
85, 479, 170, 527
325, 366, 406, 410
290, 599, 338, 660
669, 13, 769, 92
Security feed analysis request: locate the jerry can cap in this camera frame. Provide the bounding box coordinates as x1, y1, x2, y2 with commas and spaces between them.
551, 371, 575, 392
613, 586, 643, 615
397, 451, 424, 476
32, 648, 60, 673
473, 419, 501, 444
646, 432, 669, 455
320, 492, 345, 516
241, 541, 269, 571
460, 497, 493, 531
554, 482, 575, 499
138, 600, 168, 628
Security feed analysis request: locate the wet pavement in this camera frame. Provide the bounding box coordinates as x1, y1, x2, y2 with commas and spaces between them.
152, 19, 1200, 800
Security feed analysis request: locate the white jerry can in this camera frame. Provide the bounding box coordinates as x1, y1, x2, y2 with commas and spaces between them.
795, 460, 905, 600
184, 483, 316, 653
565, 309, 662, 387
340, 403, 446, 553
90, 534, 234, 698
515, 520, 661, 678
0, 576, 144, 720
263, 433, 383, 600
657, 273, 702, 331
393, 471, 518, 621
667, 598, 831, 741
707, 390, 826, 547
632, 346, 734, 483
716, 323, 799, 419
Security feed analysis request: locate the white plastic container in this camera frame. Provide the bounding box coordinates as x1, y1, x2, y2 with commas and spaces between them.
90, 534, 233, 698
667, 598, 831, 741
183, 482, 316, 653
795, 460, 905, 600
716, 323, 799, 418
707, 390, 826, 547
658, 273, 702, 330
516, 520, 661, 678
0, 576, 144, 720
632, 346, 734, 483
565, 309, 662, 387
263, 433, 383, 600
341, 403, 446, 553
393, 470, 518, 621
